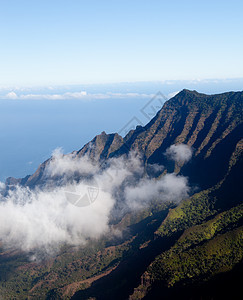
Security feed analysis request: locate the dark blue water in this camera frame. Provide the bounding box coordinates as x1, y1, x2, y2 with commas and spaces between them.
0, 97, 153, 181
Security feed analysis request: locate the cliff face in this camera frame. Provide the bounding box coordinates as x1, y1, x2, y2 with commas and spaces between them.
77, 131, 123, 160
111, 90, 242, 188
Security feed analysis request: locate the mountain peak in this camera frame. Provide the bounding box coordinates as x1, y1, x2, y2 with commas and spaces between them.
172, 89, 206, 100
182, 88, 202, 95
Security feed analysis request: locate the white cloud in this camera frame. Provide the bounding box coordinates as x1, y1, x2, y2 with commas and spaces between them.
1, 90, 154, 101
0, 150, 190, 256
19, 91, 88, 100
165, 144, 193, 163
0, 184, 114, 254
125, 173, 189, 210
0, 181, 5, 190
45, 148, 99, 178
6, 91, 18, 99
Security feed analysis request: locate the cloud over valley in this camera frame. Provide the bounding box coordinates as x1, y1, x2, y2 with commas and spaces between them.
0, 147, 191, 256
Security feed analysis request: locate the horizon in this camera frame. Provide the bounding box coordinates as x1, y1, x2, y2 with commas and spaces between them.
0, 78, 243, 102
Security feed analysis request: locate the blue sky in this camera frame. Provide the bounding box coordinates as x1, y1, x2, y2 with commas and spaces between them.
0, 0, 243, 86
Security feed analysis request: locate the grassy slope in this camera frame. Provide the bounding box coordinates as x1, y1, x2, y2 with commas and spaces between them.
130, 198, 243, 300
149, 207, 243, 286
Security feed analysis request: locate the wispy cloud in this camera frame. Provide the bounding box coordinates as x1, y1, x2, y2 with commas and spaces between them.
6, 91, 18, 99
165, 144, 193, 163
125, 173, 189, 210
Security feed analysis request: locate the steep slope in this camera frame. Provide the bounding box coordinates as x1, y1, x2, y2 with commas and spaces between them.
111, 90, 242, 189
130, 205, 243, 300
76, 131, 123, 160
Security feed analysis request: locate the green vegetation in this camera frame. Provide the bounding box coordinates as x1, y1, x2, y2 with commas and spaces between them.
157, 189, 216, 237
130, 203, 243, 299
149, 225, 243, 287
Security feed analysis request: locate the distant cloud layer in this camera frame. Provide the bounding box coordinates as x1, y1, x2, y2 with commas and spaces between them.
1, 78, 243, 101
1, 90, 154, 100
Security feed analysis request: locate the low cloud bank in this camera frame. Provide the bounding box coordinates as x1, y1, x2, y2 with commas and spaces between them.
0, 148, 191, 255
0, 185, 114, 255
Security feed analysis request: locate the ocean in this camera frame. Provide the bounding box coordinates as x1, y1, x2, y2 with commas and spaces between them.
0, 96, 153, 181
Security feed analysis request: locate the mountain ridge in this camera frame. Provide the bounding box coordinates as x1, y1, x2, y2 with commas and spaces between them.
7, 89, 242, 191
